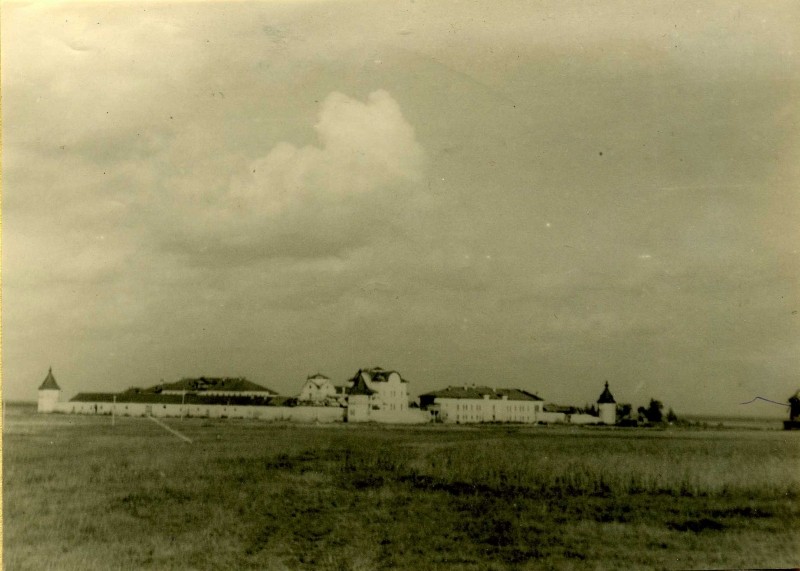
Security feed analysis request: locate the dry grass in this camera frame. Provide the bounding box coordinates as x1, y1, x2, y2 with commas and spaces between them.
4, 404, 799, 570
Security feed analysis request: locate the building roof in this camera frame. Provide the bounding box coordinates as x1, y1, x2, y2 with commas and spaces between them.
420, 385, 543, 401
347, 373, 376, 396
156, 377, 277, 394
597, 382, 616, 404
305, 374, 332, 388
361, 367, 407, 383
69, 390, 297, 407
543, 404, 577, 414
38, 367, 61, 391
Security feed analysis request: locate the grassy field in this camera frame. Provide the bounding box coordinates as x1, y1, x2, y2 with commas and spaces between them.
4, 404, 799, 570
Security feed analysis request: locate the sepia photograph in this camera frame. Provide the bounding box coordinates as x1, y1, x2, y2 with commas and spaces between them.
2, 0, 799, 569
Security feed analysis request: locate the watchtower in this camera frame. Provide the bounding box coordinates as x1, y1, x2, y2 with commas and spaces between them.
597, 381, 616, 425
37, 367, 62, 413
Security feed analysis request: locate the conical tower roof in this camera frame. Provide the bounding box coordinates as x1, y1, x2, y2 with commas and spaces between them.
597, 381, 615, 404
38, 367, 61, 391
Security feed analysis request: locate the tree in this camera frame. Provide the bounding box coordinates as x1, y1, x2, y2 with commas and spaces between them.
666, 407, 678, 423
617, 403, 632, 420
646, 399, 664, 423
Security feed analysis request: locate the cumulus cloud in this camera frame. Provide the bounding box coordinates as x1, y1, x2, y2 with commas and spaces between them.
163, 90, 425, 262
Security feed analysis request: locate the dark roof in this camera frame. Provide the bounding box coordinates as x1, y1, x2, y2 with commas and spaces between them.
347, 373, 376, 396
597, 382, 616, 404
70, 391, 297, 407
544, 404, 577, 414
496, 388, 544, 401
38, 368, 61, 391
71, 392, 139, 403
420, 386, 543, 401
361, 367, 407, 383
307, 373, 330, 380
155, 377, 276, 394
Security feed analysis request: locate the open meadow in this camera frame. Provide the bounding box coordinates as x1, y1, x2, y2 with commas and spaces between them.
4, 403, 799, 570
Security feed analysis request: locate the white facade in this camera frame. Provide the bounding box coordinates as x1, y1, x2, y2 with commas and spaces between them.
434, 396, 543, 424
346, 394, 372, 423
344, 368, 427, 424
599, 403, 616, 425
537, 411, 568, 424
298, 375, 339, 403
365, 371, 408, 413
37, 368, 62, 413
570, 413, 602, 425
38, 389, 61, 413
54, 400, 346, 422
597, 382, 617, 425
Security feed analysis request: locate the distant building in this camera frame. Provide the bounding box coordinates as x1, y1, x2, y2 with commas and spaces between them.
597, 381, 617, 425
419, 385, 544, 424
297, 374, 349, 404
351, 367, 409, 411
158, 376, 277, 398
37, 367, 61, 413
35, 366, 427, 424
344, 367, 426, 423
346, 371, 376, 423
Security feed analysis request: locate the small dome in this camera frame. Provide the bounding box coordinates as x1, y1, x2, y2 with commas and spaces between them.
597, 381, 616, 404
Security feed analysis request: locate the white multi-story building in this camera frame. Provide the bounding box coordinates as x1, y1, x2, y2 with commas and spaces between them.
298, 373, 335, 402
345, 367, 426, 423
297, 373, 348, 404
419, 385, 544, 424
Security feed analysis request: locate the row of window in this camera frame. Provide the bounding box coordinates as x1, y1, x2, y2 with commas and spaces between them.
451, 414, 535, 423
453, 403, 539, 412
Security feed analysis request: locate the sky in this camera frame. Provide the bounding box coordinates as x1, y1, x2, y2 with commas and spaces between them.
2, 0, 798, 416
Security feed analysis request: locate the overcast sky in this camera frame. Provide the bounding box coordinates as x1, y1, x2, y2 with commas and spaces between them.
3, 0, 798, 415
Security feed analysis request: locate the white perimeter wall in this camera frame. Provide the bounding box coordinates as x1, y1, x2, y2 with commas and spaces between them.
54, 402, 345, 423
569, 413, 602, 425
368, 408, 430, 424
53, 401, 430, 424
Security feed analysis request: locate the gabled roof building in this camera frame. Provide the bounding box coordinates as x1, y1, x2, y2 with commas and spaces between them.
419, 385, 544, 424
158, 376, 276, 397
298, 374, 349, 404
345, 367, 415, 423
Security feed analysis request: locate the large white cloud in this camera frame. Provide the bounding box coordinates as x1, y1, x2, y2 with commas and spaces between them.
162, 90, 425, 262
233, 90, 423, 207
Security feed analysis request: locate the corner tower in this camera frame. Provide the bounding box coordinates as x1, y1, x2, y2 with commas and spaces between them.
597, 381, 616, 425
37, 367, 62, 413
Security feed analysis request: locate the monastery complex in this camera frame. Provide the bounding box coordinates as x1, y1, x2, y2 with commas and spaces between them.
37, 366, 620, 425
